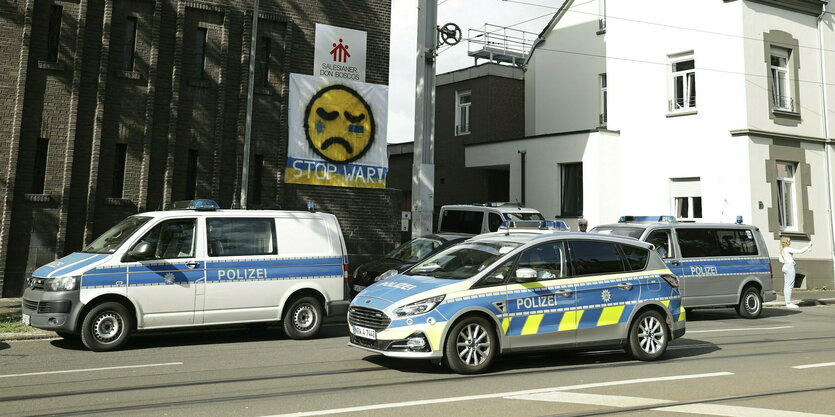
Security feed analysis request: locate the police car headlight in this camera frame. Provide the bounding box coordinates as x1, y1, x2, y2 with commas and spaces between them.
393, 295, 445, 317
374, 269, 398, 282
44, 276, 80, 291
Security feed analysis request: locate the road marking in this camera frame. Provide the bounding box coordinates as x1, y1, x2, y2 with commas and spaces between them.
506, 391, 670, 407
265, 372, 733, 417
0, 362, 183, 379
792, 362, 835, 369
662, 403, 833, 417
687, 326, 792, 334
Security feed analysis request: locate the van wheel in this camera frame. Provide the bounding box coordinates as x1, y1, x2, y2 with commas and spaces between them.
283, 297, 322, 339
626, 310, 669, 361
444, 316, 497, 374
736, 287, 762, 319
80, 302, 131, 352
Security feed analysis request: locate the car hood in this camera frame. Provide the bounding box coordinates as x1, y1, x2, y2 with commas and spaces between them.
32, 252, 112, 278
352, 274, 468, 306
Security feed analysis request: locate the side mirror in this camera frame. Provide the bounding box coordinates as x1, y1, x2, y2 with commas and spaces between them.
125, 242, 154, 261
514, 268, 538, 283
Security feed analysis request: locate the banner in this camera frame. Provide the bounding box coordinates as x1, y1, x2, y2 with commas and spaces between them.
286, 73, 388, 189
314, 23, 367, 82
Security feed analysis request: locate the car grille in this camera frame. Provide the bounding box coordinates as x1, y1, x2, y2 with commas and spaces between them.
348, 306, 391, 331
22, 299, 71, 314
350, 335, 396, 350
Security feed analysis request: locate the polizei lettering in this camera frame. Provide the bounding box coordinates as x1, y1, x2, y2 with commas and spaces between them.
217, 268, 268, 280
517, 295, 558, 310
689, 265, 718, 276
377, 281, 416, 291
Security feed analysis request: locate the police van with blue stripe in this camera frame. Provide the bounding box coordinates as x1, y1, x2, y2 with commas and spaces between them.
348, 227, 684, 374
592, 216, 776, 319
21, 200, 349, 351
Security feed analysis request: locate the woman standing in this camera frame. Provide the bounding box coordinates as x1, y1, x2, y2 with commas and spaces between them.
778, 236, 812, 308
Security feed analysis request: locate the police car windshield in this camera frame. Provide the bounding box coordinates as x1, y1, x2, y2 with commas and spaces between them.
505, 212, 545, 221
406, 241, 520, 279
83, 216, 152, 254
590, 226, 644, 239
385, 237, 443, 263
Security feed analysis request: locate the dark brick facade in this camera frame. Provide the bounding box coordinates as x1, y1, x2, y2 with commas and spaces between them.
0, 0, 395, 297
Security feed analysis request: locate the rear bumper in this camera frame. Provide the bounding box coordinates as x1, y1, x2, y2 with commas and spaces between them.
326, 300, 350, 319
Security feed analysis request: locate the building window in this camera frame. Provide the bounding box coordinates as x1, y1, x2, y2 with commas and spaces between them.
185, 149, 198, 199
770, 47, 792, 111
560, 163, 583, 216
251, 154, 264, 205
122, 17, 138, 71
259, 37, 271, 87
455, 90, 471, 135
112, 143, 127, 198
776, 161, 798, 231
671, 177, 702, 220
194, 27, 208, 80
599, 73, 607, 125
46, 5, 63, 62
32, 138, 49, 194
669, 55, 696, 112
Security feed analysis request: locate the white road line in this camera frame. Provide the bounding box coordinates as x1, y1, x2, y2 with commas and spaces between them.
0, 362, 183, 378
264, 372, 733, 417
687, 326, 792, 334
792, 362, 835, 369
661, 403, 834, 417
506, 391, 671, 407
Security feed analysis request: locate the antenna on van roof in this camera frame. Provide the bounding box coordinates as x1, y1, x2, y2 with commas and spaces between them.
306, 201, 316, 213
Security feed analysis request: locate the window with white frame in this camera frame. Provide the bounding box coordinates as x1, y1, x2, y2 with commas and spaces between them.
671, 178, 702, 220
669, 55, 696, 112
455, 90, 471, 135
776, 161, 798, 230
599, 73, 607, 125
770, 47, 792, 111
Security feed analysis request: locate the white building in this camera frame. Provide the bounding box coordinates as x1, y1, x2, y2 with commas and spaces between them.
464, 0, 835, 288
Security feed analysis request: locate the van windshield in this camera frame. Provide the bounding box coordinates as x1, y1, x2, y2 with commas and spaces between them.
386, 237, 444, 263
406, 241, 520, 280
83, 216, 152, 254
591, 226, 644, 239
505, 212, 544, 221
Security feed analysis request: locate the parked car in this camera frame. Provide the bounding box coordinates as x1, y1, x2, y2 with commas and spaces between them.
350, 233, 471, 298
591, 216, 776, 318
438, 203, 544, 234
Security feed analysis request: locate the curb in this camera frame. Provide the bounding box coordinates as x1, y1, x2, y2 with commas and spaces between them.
764, 297, 835, 307
0, 331, 57, 342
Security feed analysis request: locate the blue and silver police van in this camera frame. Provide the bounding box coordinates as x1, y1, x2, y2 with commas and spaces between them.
592, 216, 776, 318
21, 200, 349, 351
348, 229, 684, 374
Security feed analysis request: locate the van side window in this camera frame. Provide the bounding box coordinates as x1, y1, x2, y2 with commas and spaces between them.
620, 244, 649, 271
440, 210, 483, 234
646, 230, 673, 259
517, 242, 565, 281
488, 212, 504, 232
569, 241, 626, 276
207, 218, 276, 256
716, 229, 758, 256
676, 229, 721, 258
132, 219, 196, 260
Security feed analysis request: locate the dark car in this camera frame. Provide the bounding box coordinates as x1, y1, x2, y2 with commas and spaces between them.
349, 233, 471, 297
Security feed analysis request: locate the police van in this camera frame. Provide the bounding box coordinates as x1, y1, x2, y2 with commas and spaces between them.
348, 229, 684, 374
438, 203, 545, 234
21, 200, 349, 351
591, 216, 776, 319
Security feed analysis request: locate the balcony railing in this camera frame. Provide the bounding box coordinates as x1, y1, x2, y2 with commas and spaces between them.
772, 95, 795, 112
468, 24, 536, 67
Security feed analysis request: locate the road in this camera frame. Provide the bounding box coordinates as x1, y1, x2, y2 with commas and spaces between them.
1, 305, 834, 417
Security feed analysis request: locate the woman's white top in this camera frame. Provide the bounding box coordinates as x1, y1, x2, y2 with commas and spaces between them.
779, 244, 812, 264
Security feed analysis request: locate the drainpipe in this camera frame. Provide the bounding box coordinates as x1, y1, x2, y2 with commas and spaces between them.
518, 150, 527, 206
817, 7, 835, 288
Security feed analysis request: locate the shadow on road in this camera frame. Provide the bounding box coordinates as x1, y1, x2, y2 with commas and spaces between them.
0, 342, 8, 351
686, 307, 801, 321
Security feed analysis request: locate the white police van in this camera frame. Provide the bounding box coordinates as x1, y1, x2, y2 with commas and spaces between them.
348, 227, 684, 374
438, 203, 545, 234
21, 200, 349, 351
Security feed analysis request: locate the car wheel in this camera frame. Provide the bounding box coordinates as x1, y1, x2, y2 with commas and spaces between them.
282, 296, 323, 339
444, 316, 497, 374
627, 310, 669, 361
737, 286, 762, 319
80, 302, 131, 352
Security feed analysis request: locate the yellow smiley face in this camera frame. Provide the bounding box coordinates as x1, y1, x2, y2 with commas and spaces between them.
304, 85, 375, 164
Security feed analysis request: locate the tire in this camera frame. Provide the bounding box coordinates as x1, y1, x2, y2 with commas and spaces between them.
80, 302, 131, 352
737, 286, 763, 319
443, 316, 497, 374
626, 310, 669, 361
282, 296, 323, 339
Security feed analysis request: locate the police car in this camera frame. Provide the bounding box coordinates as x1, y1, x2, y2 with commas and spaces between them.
21, 200, 349, 351
347, 229, 685, 374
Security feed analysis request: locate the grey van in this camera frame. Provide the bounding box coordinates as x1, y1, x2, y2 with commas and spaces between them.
591, 219, 776, 319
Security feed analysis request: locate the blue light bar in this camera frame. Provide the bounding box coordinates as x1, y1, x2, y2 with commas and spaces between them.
167, 199, 220, 211
500, 220, 569, 231
618, 215, 676, 223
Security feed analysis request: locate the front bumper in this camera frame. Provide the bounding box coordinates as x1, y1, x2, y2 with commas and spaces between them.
21, 288, 84, 333
348, 333, 443, 359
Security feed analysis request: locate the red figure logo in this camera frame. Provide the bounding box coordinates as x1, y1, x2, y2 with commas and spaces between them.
330, 38, 350, 63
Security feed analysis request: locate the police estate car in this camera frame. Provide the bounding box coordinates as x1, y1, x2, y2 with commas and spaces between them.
348, 229, 685, 374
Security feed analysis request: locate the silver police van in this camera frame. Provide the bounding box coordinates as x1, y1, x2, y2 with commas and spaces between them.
21, 200, 349, 351
348, 228, 684, 374
592, 216, 776, 319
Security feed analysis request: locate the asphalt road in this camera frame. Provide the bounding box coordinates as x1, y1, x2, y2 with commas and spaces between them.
1, 305, 834, 417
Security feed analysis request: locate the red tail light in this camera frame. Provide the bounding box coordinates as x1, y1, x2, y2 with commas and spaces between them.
661, 274, 679, 288
343, 263, 349, 284
769, 262, 773, 279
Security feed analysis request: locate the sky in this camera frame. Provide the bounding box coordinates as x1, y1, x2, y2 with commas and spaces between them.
386, 0, 559, 143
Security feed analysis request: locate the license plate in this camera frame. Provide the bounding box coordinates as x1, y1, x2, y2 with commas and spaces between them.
22, 313, 30, 326
353, 325, 376, 340
353, 284, 367, 292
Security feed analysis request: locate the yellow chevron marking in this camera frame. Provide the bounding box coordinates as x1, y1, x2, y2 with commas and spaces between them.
679, 309, 686, 322
597, 305, 625, 327
521, 282, 546, 289
559, 310, 583, 331
521, 314, 544, 335
502, 317, 512, 335
661, 300, 671, 308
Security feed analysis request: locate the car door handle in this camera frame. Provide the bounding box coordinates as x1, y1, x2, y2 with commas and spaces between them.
185, 261, 200, 269
669, 260, 681, 266
617, 282, 633, 291
555, 289, 573, 297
